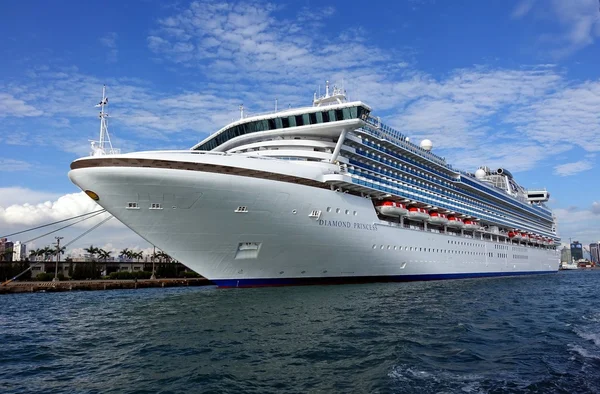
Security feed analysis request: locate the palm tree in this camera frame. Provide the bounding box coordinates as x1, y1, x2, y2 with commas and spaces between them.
84, 245, 99, 261
42, 246, 53, 262
119, 248, 131, 272
29, 248, 39, 262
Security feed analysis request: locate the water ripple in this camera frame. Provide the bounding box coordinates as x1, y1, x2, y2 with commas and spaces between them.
1, 272, 600, 393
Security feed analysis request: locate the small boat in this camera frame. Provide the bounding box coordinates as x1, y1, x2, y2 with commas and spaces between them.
463, 219, 479, 230
520, 232, 529, 242
447, 215, 465, 228
428, 211, 448, 225
407, 207, 430, 221
375, 201, 408, 217
560, 262, 578, 270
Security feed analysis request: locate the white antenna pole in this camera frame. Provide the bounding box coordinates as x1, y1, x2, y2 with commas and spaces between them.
239, 104, 244, 119
275, 98, 278, 112
325, 80, 330, 97
99, 85, 106, 148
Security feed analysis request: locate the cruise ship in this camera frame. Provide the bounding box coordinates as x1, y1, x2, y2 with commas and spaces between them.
69, 84, 560, 287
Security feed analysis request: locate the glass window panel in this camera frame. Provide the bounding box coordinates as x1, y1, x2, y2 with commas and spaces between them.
302, 114, 310, 125
288, 116, 297, 127
328, 110, 336, 121
275, 118, 283, 128
321, 111, 329, 122
309, 113, 317, 124
282, 117, 290, 128
350, 106, 358, 118
295, 115, 304, 126
268, 119, 276, 130
342, 108, 352, 120
335, 109, 343, 121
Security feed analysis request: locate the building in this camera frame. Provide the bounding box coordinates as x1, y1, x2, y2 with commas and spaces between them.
570, 241, 584, 261
0, 238, 14, 262
561, 246, 571, 263
591, 243, 600, 265
12, 241, 27, 262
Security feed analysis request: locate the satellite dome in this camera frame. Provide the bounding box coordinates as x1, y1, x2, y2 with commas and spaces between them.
420, 139, 433, 151
475, 169, 486, 179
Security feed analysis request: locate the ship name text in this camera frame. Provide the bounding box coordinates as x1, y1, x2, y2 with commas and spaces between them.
317, 219, 378, 231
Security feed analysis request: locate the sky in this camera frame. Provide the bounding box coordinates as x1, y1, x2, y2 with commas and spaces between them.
1, 0, 600, 258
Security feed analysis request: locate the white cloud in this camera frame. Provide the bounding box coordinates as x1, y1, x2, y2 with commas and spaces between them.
512, 0, 600, 57
592, 201, 600, 215
99, 32, 118, 63
0, 158, 33, 171
511, 0, 537, 19
0, 190, 111, 227
0, 93, 43, 117
554, 160, 594, 176
0, 187, 63, 207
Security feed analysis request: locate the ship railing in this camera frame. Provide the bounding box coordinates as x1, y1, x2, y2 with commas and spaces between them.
360, 117, 449, 168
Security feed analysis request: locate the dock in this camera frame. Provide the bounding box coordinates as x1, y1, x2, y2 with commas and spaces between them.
0, 278, 212, 294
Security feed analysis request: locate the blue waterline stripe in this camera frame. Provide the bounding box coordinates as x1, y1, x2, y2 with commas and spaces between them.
212, 270, 558, 288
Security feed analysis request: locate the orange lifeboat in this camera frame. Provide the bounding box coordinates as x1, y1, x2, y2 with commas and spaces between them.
428, 211, 448, 225
520, 232, 529, 242
509, 230, 522, 240
447, 215, 465, 228
407, 207, 430, 221
463, 219, 479, 230
375, 201, 408, 217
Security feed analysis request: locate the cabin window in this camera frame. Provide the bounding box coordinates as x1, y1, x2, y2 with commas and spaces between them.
275, 118, 283, 129
295, 115, 304, 126
282, 117, 289, 128
328, 110, 337, 121
302, 114, 311, 125
322, 111, 330, 122
288, 116, 297, 127
315, 112, 323, 123
309, 113, 317, 124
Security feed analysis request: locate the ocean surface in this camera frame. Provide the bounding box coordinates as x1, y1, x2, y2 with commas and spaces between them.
1, 270, 599, 394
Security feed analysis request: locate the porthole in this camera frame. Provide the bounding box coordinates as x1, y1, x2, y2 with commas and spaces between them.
373, 244, 377, 249
326, 207, 332, 212
336, 208, 341, 213
292, 209, 297, 214
345, 209, 350, 215
353, 211, 357, 216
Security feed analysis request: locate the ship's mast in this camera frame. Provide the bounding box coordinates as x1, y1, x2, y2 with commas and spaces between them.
91, 85, 118, 156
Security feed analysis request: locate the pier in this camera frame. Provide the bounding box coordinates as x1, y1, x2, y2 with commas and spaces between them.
0, 278, 212, 294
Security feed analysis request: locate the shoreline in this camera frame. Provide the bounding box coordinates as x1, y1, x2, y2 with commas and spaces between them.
0, 278, 213, 294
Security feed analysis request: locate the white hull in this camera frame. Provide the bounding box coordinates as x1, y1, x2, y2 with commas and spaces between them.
69, 153, 560, 287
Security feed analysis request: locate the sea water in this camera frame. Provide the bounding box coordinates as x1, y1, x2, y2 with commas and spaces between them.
1, 270, 599, 393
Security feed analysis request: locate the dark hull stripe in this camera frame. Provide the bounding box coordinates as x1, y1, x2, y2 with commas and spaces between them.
212, 270, 558, 288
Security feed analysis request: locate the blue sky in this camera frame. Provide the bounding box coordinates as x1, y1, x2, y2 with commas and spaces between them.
1, 0, 599, 255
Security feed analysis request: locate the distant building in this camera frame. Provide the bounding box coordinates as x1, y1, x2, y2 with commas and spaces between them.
12, 241, 27, 262
591, 243, 600, 264
570, 241, 584, 261
0, 238, 14, 262
561, 246, 571, 263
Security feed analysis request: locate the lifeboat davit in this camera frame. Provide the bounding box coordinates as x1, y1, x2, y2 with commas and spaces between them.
447, 216, 465, 228
463, 219, 479, 230
375, 201, 408, 217
428, 211, 448, 225
407, 207, 430, 221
